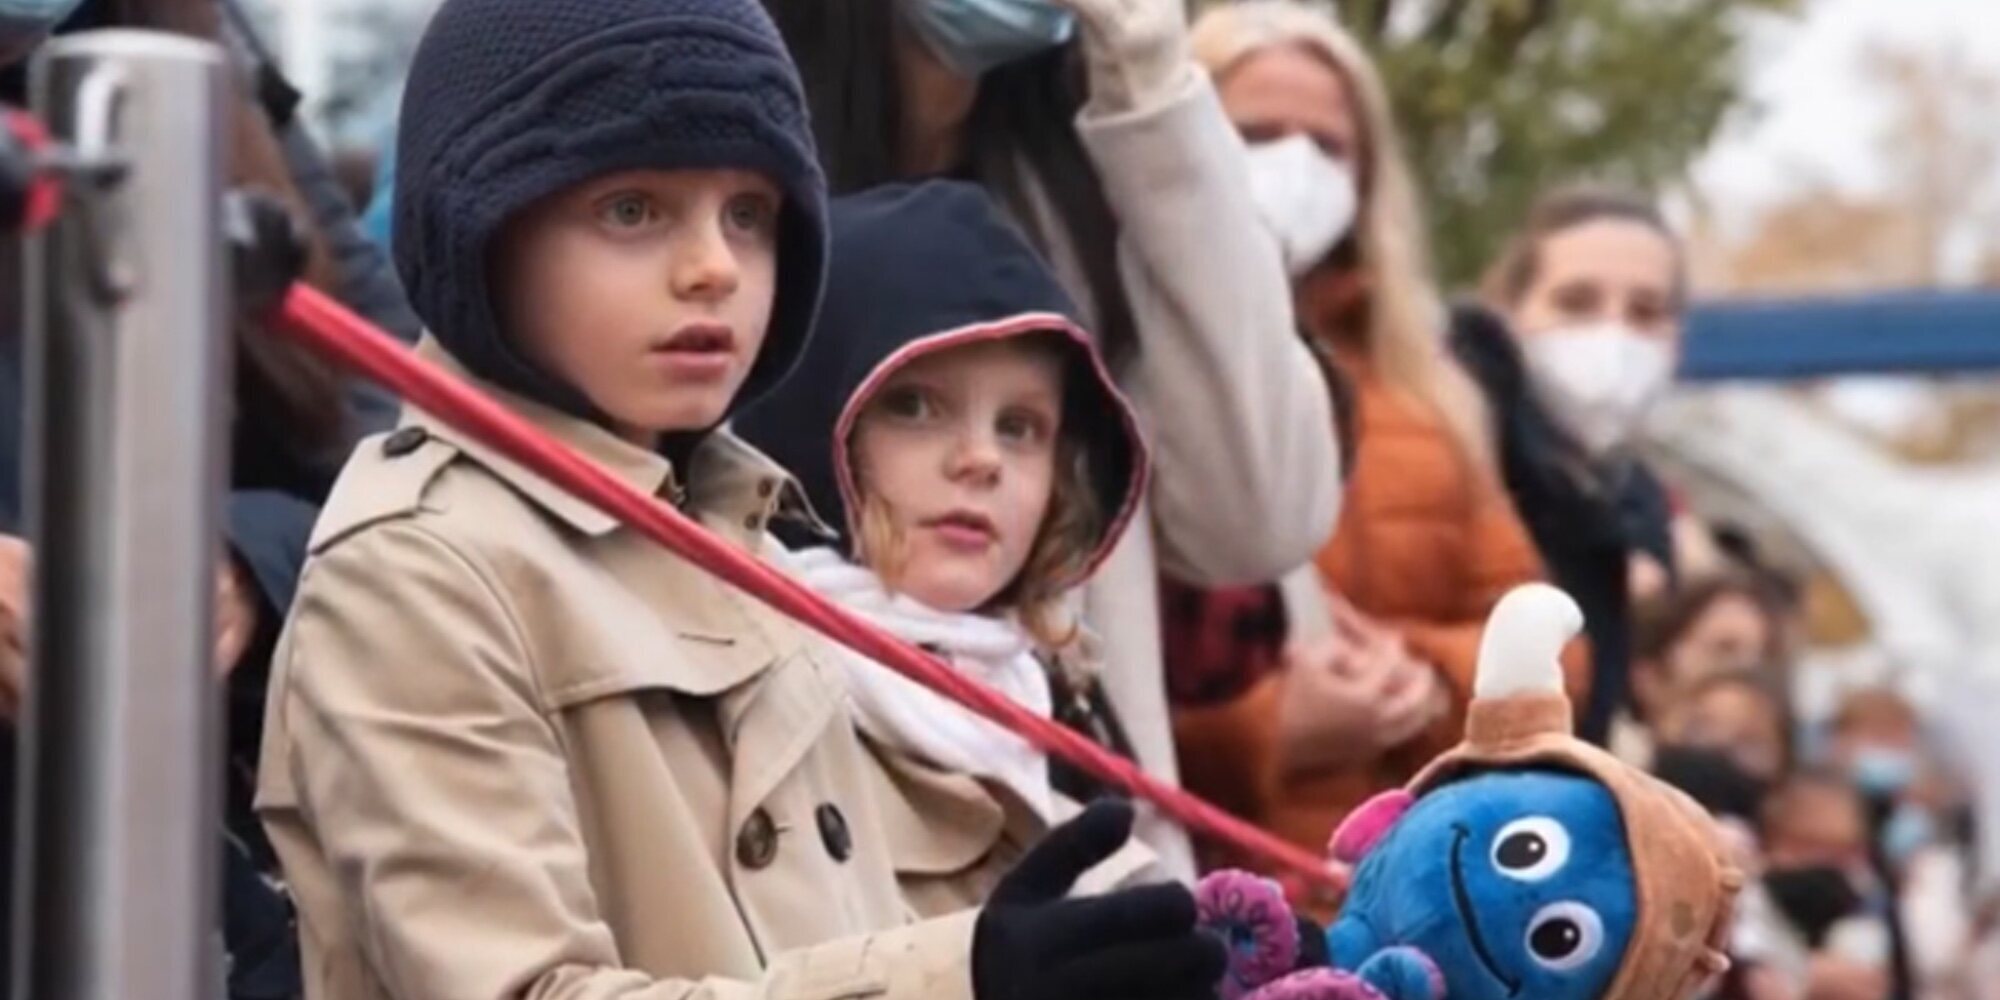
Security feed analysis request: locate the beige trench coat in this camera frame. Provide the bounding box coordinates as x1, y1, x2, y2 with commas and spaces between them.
256, 343, 977, 1000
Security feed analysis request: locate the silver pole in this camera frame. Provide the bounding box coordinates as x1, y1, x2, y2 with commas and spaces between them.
16, 30, 230, 1000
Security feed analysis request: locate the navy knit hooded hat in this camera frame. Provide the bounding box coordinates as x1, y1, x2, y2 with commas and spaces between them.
734, 181, 1147, 587
392, 0, 827, 422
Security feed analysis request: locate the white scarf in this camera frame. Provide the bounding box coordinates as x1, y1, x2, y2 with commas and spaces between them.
779, 546, 1056, 821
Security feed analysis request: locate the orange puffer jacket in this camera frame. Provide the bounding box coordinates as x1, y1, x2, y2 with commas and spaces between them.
1173, 350, 1589, 889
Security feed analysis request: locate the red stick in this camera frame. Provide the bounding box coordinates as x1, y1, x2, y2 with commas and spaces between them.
274, 283, 1345, 895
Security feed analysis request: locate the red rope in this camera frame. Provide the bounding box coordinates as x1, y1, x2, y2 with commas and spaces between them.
273, 284, 1344, 895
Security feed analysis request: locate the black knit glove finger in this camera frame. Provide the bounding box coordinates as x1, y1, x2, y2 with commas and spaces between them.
973, 800, 1227, 1000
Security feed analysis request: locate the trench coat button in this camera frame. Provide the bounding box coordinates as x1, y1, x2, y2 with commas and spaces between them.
743, 513, 764, 533
816, 803, 853, 863
736, 808, 779, 870
381, 426, 428, 458
756, 478, 777, 499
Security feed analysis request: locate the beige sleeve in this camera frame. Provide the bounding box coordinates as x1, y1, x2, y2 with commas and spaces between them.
1077, 69, 1342, 587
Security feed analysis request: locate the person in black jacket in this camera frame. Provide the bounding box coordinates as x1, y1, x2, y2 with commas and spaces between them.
1448, 301, 1674, 748
1463, 185, 1690, 747
0, 2, 419, 994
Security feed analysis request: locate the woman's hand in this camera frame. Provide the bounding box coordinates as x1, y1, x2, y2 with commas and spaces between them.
1329, 597, 1447, 742
1048, 0, 1190, 113
1277, 620, 1441, 775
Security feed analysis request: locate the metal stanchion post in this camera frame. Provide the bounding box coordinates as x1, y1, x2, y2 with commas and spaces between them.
14, 30, 229, 1000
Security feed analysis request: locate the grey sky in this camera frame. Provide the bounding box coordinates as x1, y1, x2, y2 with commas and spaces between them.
1694, 0, 2000, 219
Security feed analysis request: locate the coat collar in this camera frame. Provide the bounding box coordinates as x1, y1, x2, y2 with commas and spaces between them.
406, 337, 831, 542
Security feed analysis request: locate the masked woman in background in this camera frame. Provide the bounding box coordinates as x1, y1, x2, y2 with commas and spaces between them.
1164, 1, 1582, 896
1465, 187, 1688, 747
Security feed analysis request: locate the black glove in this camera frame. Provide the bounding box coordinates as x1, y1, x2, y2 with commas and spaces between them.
972, 800, 1227, 1000
224, 187, 307, 318
1295, 913, 1331, 972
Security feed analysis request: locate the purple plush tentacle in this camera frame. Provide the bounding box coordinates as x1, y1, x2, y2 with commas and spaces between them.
1245, 968, 1391, 1000
1196, 870, 1302, 998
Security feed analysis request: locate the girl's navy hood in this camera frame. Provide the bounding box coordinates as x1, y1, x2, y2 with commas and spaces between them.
734, 181, 1146, 583
392, 0, 827, 424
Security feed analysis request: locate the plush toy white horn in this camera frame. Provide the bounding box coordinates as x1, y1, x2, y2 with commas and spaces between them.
1473, 583, 1584, 701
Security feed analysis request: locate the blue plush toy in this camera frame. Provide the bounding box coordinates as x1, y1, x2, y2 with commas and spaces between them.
1197, 586, 1742, 1000
1325, 770, 1638, 1000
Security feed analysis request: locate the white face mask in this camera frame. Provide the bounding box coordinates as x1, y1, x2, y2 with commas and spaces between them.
1521, 321, 1676, 454
1242, 135, 1357, 278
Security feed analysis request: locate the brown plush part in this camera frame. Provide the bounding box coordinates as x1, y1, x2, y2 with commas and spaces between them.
1410, 693, 1743, 1000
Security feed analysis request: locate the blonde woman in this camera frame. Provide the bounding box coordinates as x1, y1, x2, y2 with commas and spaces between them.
1165, 0, 1585, 891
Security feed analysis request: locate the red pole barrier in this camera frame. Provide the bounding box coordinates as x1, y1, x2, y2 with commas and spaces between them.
273, 283, 1345, 895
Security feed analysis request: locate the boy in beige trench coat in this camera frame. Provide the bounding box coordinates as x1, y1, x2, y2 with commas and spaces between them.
253, 0, 1227, 998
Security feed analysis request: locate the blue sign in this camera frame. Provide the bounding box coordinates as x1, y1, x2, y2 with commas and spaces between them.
1683, 290, 2000, 381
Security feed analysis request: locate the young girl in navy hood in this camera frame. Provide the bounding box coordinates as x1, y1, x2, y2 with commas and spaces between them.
736, 181, 1157, 912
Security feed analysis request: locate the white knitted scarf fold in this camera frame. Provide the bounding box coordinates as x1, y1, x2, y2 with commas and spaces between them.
780, 546, 1055, 820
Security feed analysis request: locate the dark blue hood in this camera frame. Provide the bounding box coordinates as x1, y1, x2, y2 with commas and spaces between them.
392, 0, 827, 423
734, 180, 1145, 580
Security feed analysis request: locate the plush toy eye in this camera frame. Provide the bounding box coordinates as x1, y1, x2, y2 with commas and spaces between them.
1490, 816, 1571, 881
1525, 902, 1606, 971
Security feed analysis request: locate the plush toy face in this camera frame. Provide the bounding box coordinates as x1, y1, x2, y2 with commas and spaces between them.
1339, 770, 1639, 1000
